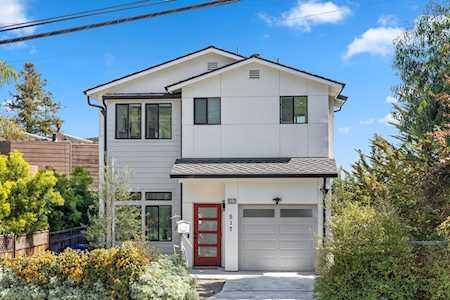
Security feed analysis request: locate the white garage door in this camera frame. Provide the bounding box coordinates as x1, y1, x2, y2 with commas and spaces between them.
239, 205, 317, 271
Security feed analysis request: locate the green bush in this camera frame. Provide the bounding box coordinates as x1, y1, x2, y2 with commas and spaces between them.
49, 167, 97, 231
315, 203, 417, 300
0, 242, 197, 300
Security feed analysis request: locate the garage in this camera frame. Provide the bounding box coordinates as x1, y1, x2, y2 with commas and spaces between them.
238, 205, 317, 271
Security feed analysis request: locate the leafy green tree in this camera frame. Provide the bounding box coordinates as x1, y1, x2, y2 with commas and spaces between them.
5, 63, 61, 137
49, 167, 97, 231
0, 116, 25, 141
0, 151, 63, 235
0, 60, 17, 86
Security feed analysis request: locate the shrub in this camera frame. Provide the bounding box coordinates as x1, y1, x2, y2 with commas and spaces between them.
0, 151, 63, 235
0, 242, 197, 299
315, 203, 417, 300
49, 167, 97, 231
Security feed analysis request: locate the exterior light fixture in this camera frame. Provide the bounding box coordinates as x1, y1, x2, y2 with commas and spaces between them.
272, 197, 282, 205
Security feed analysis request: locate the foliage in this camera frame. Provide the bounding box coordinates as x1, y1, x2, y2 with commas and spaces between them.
49, 167, 97, 231
0, 151, 63, 235
130, 255, 199, 300
315, 203, 417, 300
85, 162, 135, 248
0, 116, 25, 141
5, 63, 61, 137
114, 205, 143, 242
0, 243, 197, 300
0, 60, 17, 86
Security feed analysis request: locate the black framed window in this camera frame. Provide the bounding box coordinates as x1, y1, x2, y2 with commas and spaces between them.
146, 103, 172, 139
145, 192, 172, 201
115, 104, 141, 139
129, 192, 142, 200
280, 96, 308, 124
145, 205, 172, 241
194, 97, 221, 125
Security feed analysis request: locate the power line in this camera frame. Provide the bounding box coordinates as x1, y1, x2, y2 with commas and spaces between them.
0, 0, 239, 45
0, 0, 175, 33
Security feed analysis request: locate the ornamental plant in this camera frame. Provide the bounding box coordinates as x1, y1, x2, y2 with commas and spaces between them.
0, 151, 63, 235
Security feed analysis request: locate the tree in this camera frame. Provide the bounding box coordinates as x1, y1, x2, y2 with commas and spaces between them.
5, 63, 61, 137
0, 60, 17, 86
0, 116, 25, 141
0, 151, 63, 235
49, 167, 98, 231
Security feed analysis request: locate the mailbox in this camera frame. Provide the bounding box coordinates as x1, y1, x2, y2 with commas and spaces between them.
176, 220, 190, 234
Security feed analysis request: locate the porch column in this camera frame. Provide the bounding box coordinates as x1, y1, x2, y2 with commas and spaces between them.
224, 182, 239, 271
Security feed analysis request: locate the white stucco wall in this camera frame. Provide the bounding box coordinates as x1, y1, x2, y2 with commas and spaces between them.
180, 178, 324, 270
181, 62, 332, 158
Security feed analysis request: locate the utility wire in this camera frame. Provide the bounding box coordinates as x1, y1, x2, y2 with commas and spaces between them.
0, 0, 176, 33
0, 0, 239, 45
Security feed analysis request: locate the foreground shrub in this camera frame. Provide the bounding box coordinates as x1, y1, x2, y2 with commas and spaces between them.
315, 203, 417, 300
0, 242, 197, 299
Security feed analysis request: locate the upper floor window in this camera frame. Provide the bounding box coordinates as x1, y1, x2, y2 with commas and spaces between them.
194, 97, 221, 125
116, 104, 141, 139
146, 103, 172, 139
280, 96, 308, 124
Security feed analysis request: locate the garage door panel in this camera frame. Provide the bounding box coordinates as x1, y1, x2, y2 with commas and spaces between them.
239, 205, 317, 271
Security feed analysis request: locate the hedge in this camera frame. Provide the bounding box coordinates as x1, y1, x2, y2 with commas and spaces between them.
0, 242, 198, 300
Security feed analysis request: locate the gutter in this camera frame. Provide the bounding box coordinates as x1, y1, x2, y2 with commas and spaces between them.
321, 177, 330, 244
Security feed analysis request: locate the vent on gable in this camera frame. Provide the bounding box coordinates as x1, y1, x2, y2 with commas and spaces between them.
249, 69, 260, 79
207, 62, 218, 71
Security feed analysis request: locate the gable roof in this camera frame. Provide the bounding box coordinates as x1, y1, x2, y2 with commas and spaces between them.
84, 45, 244, 96
165, 54, 345, 93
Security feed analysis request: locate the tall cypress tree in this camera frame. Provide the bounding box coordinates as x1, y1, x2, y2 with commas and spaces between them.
6, 63, 61, 136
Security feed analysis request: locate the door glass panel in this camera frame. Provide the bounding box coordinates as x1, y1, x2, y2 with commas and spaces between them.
198, 207, 217, 218
198, 233, 217, 245
198, 220, 217, 231
198, 247, 217, 257
243, 209, 275, 218
280, 209, 313, 218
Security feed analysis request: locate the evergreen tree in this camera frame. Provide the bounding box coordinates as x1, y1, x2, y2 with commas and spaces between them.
0, 60, 17, 86
6, 63, 61, 136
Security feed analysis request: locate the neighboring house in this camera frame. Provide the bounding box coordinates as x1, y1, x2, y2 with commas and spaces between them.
84, 46, 347, 272
0, 132, 99, 187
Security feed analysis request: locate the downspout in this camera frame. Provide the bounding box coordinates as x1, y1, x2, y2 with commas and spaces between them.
320, 177, 330, 245
85, 95, 107, 164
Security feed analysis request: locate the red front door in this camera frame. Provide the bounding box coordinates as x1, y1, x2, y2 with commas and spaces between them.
194, 203, 222, 266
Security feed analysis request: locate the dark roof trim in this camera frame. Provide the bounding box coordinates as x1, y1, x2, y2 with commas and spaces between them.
103, 92, 181, 100
166, 54, 345, 90
84, 45, 244, 94
171, 173, 338, 179
337, 94, 348, 101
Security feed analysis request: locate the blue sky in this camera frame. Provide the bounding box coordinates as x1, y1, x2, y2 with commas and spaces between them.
0, 0, 428, 170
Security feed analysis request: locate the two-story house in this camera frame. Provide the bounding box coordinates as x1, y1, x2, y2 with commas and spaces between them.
84, 46, 347, 272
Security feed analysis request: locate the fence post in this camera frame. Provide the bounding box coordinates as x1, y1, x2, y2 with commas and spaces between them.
12, 234, 16, 258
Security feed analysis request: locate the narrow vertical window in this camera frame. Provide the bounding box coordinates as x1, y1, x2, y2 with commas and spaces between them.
145, 205, 172, 241
145, 103, 172, 139
115, 104, 141, 139
194, 97, 221, 125
280, 96, 308, 124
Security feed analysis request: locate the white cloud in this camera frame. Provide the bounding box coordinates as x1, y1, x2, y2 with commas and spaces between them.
338, 127, 351, 134
259, 0, 351, 32
343, 26, 404, 60
378, 113, 398, 126
0, 0, 33, 35
385, 95, 398, 104
377, 15, 398, 26
360, 118, 375, 125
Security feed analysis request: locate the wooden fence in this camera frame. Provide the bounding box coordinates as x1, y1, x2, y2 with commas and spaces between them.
49, 226, 87, 253
0, 140, 98, 189
0, 230, 49, 258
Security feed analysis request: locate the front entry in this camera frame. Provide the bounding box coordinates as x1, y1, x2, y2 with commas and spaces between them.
193, 203, 222, 266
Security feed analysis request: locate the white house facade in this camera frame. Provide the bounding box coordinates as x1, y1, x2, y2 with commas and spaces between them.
85, 46, 347, 272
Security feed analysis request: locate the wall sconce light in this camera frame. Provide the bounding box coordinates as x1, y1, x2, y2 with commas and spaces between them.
272, 197, 282, 205
222, 200, 226, 209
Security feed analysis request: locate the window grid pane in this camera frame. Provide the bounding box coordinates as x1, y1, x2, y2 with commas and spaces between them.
194, 98, 207, 124
145, 205, 172, 242
159, 104, 172, 139
129, 104, 141, 138
243, 209, 275, 218
116, 104, 129, 138
159, 206, 172, 241
280, 96, 293, 124
294, 96, 307, 124
145, 206, 159, 241
145, 192, 172, 201
207, 98, 221, 124
146, 104, 158, 139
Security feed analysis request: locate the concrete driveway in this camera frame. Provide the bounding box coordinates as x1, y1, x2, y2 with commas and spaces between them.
192, 270, 315, 300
